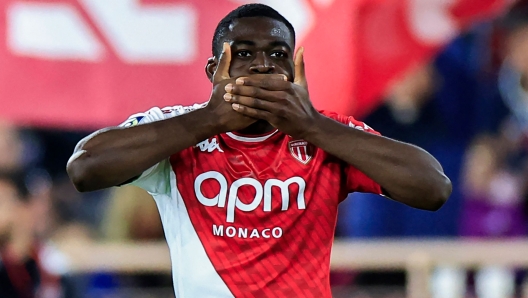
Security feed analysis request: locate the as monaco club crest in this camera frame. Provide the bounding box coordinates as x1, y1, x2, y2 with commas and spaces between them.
288, 140, 313, 164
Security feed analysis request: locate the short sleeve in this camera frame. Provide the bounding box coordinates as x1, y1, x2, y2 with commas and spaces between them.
321, 111, 383, 195
120, 104, 206, 194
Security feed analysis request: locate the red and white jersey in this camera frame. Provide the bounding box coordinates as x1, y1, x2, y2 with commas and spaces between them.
121, 104, 382, 298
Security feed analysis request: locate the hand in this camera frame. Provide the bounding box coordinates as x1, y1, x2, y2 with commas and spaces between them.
204, 42, 257, 133
224, 47, 319, 139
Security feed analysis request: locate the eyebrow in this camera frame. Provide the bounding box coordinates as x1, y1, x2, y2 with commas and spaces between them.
232, 40, 256, 47
232, 40, 292, 52
269, 41, 292, 52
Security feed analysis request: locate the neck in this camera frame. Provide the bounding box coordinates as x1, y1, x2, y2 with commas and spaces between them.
236, 120, 275, 135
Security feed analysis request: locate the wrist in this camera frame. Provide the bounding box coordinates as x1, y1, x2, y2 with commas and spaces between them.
184, 108, 224, 143
299, 112, 326, 141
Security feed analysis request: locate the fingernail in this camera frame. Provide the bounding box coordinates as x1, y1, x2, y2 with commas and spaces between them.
225, 84, 233, 92
235, 78, 246, 85
232, 103, 240, 110
224, 93, 232, 101
281, 74, 288, 81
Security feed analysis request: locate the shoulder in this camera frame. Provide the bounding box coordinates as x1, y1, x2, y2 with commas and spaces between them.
318, 110, 379, 134
120, 103, 207, 127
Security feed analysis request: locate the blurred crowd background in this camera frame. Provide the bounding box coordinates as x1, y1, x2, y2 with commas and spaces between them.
3, 0, 528, 297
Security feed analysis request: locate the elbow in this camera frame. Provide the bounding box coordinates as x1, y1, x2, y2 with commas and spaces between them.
66, 131, 115, 192
425, 174, 452, 211
66, 141, 95, 192
67, 150, 125, 192
66, 160, 92, 192
67, 152, 104, 193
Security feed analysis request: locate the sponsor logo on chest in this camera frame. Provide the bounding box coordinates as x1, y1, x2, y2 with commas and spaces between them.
194, 171, 307, 239
194, 171, 306, 223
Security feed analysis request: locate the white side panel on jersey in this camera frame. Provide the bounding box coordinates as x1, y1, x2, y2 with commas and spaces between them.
131, 159, 171, 194
123, 103, 232, 296
151, 170, 234, 298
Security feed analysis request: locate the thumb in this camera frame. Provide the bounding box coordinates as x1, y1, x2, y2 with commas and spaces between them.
213, 42, 231, 84
293, 47, 307, 89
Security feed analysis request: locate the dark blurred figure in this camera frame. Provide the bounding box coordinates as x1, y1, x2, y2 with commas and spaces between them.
459, 134, 526, 237
454, 134, 520, 298
334, 62, 455, 289
0, 170, 77, 298
335, 50, 483, 288
337, 12, 527, 237
339, 60, 465, 239
497, 0, 528, 198
0, 137, 85, 298
498, 0, 528, 137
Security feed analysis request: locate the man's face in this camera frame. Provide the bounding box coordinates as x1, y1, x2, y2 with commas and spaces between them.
219, 17, 295, 80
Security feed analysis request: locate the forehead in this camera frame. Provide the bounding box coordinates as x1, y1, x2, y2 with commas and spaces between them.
226, 17, 294, 46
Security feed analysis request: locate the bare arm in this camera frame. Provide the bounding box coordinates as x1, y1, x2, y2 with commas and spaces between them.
67, 108, 221, 192
303, 114, 452, 210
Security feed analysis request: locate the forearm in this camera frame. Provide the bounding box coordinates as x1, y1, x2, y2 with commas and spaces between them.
304, 114, 451, 210
67, 108, 219, 192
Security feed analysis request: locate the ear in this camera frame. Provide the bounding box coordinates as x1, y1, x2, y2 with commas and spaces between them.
205, 57, 217, 83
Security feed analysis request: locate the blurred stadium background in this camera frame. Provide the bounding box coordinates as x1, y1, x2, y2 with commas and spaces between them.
2, 0, 528, 297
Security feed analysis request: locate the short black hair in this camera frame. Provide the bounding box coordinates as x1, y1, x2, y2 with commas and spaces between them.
212, 3, 296, 58
0, 170, 29, 202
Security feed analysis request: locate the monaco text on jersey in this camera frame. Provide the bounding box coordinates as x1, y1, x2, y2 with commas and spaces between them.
212, 225, 283, 239
194, 171, 307, 223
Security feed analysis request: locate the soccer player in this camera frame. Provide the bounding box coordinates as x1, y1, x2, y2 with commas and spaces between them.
67, 3, 451, 297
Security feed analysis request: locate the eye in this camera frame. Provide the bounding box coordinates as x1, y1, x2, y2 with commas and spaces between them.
236, 50, 251, 58
270, 51, 287, 58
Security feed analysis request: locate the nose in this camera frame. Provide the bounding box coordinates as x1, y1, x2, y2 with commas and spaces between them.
249, 52, 275, 74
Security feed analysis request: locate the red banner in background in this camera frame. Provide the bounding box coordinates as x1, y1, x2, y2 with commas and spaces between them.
0, 0, 512, 130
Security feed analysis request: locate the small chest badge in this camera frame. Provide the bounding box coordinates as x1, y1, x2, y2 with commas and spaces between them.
288, 140, 313, 164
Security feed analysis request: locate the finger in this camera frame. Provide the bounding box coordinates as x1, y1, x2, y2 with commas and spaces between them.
224, 94, 278, 112
226, 85, 288, 102
232, 103, 273, 121
237, 74, 287, 83
293, 47, 307, 88
235, 75, 290, 91
213, 42, 231, 84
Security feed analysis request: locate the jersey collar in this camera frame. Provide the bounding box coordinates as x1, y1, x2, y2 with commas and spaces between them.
224, 129, 279, 143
